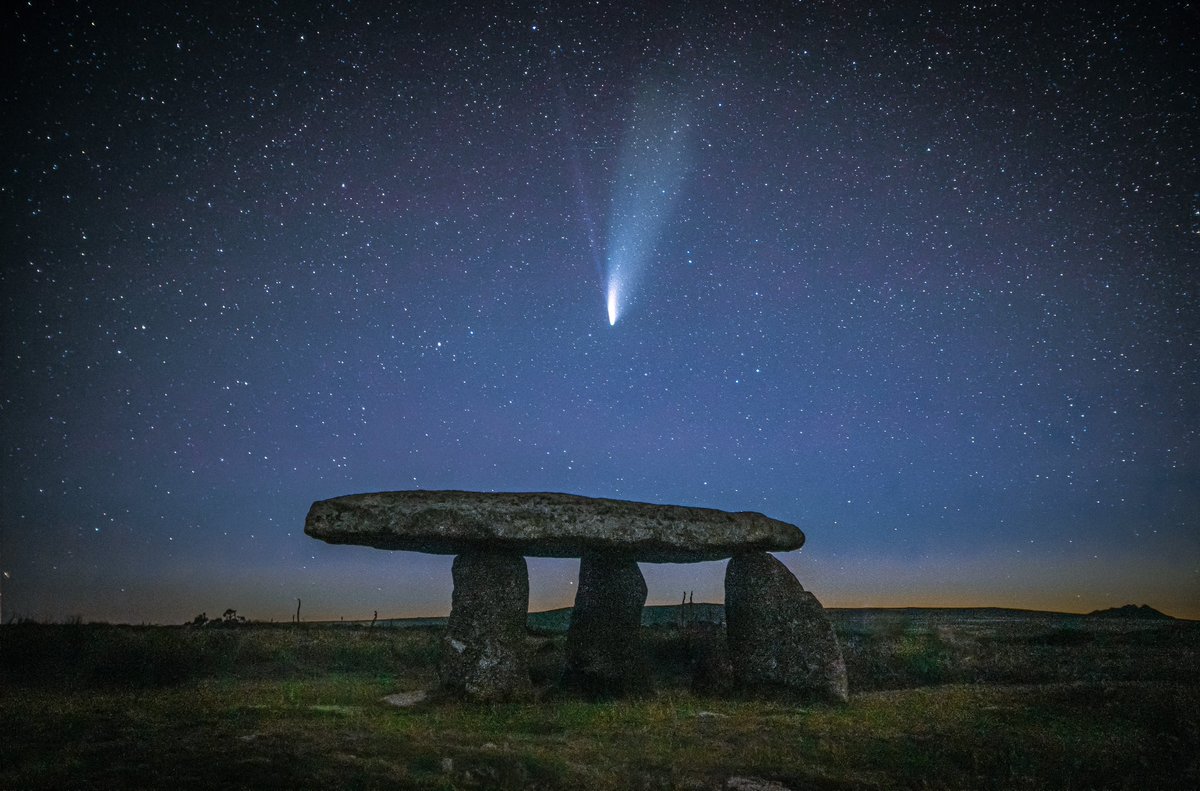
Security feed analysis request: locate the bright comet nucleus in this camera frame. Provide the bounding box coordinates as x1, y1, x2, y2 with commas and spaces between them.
607, 283, 618, 325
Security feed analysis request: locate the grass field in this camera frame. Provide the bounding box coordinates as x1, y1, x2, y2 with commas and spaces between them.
2, 609, 1197, 789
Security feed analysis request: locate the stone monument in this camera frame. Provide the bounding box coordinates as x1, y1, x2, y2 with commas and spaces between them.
305, 490, 847, 702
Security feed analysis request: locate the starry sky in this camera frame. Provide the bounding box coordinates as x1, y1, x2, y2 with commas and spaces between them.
3, 1, 1197, 624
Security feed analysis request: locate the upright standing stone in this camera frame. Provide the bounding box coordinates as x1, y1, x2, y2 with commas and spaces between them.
725, 552, 848, 703
563, 552, 648, 697
439, 550, 531, 702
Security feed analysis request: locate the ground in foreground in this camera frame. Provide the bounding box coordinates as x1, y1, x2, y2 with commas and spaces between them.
2, 610, 1197, 789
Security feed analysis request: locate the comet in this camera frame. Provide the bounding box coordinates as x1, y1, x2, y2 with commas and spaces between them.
603, 81, 689, 326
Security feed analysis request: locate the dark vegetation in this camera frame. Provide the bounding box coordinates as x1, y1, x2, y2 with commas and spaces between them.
2, 608, 1197, 789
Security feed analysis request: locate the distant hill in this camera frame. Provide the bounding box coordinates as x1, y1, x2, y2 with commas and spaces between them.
1087, 604, 1173, 620
529, 603, 725, 632
366, 603, 726, 633
336, 603, 1180, 632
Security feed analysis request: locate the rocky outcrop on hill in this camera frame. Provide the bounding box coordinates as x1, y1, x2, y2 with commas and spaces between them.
1087, 604, 1173, 620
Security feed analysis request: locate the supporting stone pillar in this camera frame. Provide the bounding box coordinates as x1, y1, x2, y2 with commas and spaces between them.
725, 552, 849, 703
563, 551, 647, 697
439, 550, 531, 702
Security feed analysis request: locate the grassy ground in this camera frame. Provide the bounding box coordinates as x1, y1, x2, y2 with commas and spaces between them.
2, 613, 1197, 789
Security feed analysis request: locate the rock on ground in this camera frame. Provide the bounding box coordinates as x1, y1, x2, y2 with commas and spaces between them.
381, 690, 429, 708
439, 550, 531, 702
725, 552, 849, 703
725, 777, 794, 791
562, 552, 648, 697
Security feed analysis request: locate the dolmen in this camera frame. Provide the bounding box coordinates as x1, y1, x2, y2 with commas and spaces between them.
305, 490, 848, 703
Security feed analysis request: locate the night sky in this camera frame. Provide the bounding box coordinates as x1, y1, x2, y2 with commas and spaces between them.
4, 1, 1197, 624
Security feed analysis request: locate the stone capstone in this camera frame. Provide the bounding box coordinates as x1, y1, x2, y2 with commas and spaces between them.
725, 552, 849, 703
438, 550, 531, 702
304, 490, 803, 563
563, 552, 648, 697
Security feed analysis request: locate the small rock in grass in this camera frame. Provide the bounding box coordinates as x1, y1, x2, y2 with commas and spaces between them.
381, 690, 429, 708
726, 777, 793, 791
